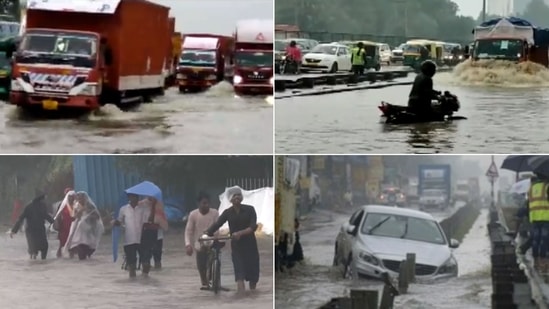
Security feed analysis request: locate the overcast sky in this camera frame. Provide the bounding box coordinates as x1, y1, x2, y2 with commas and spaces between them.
452, 0, 482, 18
151, 0, 273, 35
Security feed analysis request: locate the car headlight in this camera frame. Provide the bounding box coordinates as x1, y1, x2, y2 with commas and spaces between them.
281, 56, 286, 60
438, 257, 458, 274
269, 77, 273, 85
233, 75, 242, 84
458, 55, 463, 60
359, 252, 380, 266
177, 73, 185, 79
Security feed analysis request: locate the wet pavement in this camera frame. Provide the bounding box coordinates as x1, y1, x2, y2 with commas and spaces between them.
0, 228, 273, 309
275, 207, 490, 309
275, 70, 549, 154
0, 83, 273, 154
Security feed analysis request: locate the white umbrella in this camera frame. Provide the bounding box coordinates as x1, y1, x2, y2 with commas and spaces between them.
509, 178, 530, 194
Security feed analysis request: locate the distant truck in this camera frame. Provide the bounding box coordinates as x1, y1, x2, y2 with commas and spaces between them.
232, 19, 273, 95
177, 34, 234, 92
454, 180, 470, 203
468, 177, 480, 204
405, 177, 419, 204
472, 17, 549, 67
418, 165, 451, 210
10, 0, 172, 112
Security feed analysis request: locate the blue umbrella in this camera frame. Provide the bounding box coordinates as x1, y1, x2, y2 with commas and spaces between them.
501, 155, 536, 173
124, 181, 163, 202
528, 156, 549, 178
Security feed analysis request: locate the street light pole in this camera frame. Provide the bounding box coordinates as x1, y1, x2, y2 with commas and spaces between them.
482, 0, 487, 22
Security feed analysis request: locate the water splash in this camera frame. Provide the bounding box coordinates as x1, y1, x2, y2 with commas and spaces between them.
439, 59, 549, 87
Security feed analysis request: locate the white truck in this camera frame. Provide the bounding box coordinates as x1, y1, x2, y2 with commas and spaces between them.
454, 180, 470, 203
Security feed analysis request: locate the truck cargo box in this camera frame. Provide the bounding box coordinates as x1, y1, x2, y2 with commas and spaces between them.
25, 0, 170, 91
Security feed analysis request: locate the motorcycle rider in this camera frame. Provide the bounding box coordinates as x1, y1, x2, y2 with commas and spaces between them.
284, 41, 302, 74
407, 60, 441, 118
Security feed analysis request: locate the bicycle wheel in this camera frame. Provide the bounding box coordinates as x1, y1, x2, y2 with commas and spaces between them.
212, 259, 221, 294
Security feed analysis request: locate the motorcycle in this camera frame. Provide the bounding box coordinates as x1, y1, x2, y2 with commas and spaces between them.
279, 55, 299, 75
378, 91, 467, 124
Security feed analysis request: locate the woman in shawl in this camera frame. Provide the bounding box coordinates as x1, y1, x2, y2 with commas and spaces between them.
206, 187, 260, 295
53, 189, 76, 258
65, 191, 104, 260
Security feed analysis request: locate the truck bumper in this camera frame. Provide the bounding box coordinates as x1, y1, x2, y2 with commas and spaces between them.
9, 91, 100, 111
177, 79, 215, 90
234, 83, 273, 95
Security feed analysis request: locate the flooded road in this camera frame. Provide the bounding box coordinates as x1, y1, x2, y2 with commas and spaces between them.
275, 208, 490, 309
0, 84, 273, 154
0, 228, 273, 309
275, 70, 549, 154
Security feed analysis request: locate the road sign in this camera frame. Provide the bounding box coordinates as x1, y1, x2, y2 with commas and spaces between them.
486, 162, 499, 178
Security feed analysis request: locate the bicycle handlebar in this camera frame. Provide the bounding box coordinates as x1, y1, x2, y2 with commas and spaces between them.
198, 235, 232, 242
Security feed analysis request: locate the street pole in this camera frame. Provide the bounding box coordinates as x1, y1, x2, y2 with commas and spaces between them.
491, 155, 495, 209
482, 0, 487, 22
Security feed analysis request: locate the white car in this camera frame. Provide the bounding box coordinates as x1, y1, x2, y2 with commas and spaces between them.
301, 43, 352, 73
378, 43, 392, 65
391, 43, 406, 62
333, 205, 459, 281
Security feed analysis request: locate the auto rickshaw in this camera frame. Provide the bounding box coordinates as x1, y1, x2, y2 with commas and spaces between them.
348, 40, 382, 71
403, 39, 444, 70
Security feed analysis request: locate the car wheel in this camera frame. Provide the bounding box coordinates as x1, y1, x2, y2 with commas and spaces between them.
330, 62, 338, 73
343, 254, 353, 279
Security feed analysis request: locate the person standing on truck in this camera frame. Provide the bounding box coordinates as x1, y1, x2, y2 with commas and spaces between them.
205, 187, 260, 295
185, 192, 219, 290
285, 41, 302, 73
528, 174, 549, 272
351, 42, 366, 75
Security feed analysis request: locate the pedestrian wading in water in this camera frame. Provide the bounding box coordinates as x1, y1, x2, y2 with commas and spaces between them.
206, 186, 260, 296
9, 190, 54, 260
185, 192, 219, 290
65, 191, 104, 260
53, 188, 76, 258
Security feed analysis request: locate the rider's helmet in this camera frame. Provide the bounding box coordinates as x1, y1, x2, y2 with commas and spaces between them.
290, 40, 297, 47
420, 60, 437, 78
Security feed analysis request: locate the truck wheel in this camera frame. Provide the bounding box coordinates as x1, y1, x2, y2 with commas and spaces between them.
178, 86, 186, 93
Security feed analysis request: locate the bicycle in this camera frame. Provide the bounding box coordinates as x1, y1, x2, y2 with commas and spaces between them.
198, 234, 232, 294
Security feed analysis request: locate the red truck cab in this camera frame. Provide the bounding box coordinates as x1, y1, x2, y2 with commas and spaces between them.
232, 19, 273, 95
11, 0, 170, 112
177, 34, 234, 92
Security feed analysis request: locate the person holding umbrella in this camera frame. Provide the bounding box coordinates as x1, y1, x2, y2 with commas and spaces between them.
205, 186, 260, 296
528, 173, 549, 272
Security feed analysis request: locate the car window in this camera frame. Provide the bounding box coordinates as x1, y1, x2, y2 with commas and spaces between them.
348, 209, 363, 225
360, 213, 446, 244
310, 44, 338, 55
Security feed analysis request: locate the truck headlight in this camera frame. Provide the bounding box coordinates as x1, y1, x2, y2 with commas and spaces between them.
269, 77, 274, 85
11, 79, 23, 91
359, 252, 380, 266
79, 84, 97, 96
438, 257, 458, 274
233, 75, 243, 84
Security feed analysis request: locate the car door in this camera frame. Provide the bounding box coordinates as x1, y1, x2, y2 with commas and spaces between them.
339, 209, 365, 262
337, 46, 349, 71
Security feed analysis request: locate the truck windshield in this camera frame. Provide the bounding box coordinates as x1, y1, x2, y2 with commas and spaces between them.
180, 50, 216, 67
423, 190, 442, 196
235, 51, 272, 67
474, 39, 522, 60
457, 185, 468, 191
17, 32, 98, 68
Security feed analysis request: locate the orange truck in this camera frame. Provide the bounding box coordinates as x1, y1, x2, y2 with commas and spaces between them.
10, 0, 172, 112
164, 17, 181, 89
176, 34, 234, 92
232, 19, 273, 95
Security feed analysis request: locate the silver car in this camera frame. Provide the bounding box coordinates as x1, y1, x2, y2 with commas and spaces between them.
333, 205, 459, 281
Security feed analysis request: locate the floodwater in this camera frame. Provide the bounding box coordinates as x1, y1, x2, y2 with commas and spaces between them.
0, 83, 273, 154
275, 207, 490, 309
275, 60, 549, 154
0, 228, 273, 309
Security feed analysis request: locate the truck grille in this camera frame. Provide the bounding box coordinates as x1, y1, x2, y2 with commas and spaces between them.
382, 259, 437, 276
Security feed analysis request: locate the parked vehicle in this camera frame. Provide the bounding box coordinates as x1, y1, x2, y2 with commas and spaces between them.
454, 180, 470, 203
10, 0, 172, 112
177, 34, 234, 92
232, 19, 273, 95
302, 43, 351, 73
390, 43, 405, 62
378, 43, 392, 65
333, 205, 459, 280
419, 189, 448, 210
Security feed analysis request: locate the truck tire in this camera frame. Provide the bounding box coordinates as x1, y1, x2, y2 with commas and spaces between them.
178, 86, 186, 93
